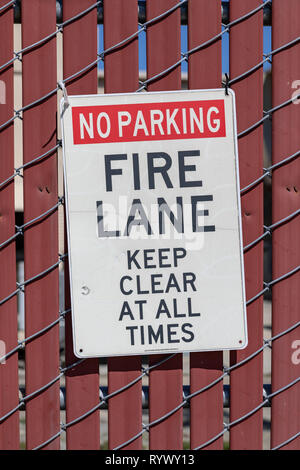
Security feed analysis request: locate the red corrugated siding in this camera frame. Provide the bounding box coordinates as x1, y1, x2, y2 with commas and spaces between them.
188, 0, 224, 450
146, 0, 183, 450
22, 0, 60, 450
63, 0, 100, 450
229, 0, 264, 450
0, 0, 19, 450
271, 0, 300, 450
104, 0, 142, 451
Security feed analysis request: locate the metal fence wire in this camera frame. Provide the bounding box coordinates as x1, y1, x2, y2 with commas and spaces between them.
0, 0, 299, 450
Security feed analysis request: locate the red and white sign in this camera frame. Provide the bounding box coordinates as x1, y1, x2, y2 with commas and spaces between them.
72, 100, 226, 144
61, 89, 247, 358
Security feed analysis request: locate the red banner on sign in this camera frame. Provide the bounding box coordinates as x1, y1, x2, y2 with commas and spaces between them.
72, 99, 226, 144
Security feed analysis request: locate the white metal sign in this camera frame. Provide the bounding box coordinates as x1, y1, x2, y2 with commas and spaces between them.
61, 89, 247, 358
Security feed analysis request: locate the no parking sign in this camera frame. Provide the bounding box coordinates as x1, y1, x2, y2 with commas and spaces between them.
61, 89, 247, 358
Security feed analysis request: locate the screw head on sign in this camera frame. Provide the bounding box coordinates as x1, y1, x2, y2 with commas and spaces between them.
81, 286, 90, 295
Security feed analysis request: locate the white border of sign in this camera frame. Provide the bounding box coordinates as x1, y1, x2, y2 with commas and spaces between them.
61, 88, 248, 358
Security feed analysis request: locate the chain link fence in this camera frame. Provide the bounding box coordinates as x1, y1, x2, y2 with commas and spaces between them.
0, 0, 299, 450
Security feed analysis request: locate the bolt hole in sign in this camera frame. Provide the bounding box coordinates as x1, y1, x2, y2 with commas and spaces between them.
61, 89, 247, 358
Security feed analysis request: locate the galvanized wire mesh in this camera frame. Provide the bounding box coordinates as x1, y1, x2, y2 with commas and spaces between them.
0, 0, 299, 451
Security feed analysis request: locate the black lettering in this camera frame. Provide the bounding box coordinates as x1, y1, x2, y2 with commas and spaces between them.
173, 298, 185, 318
191, 195, 215, 232
165, 273, 181, 293
132, 153, 140, 190
135, 300, 147, 320
127, 250, 141, 270
144, 249, 156, 269
147, 152, 173, 189
173, 247, 187, 267
167, 323, 180, 343
148, 325, 164, 344
119, 301, 135, 321
178, 150, 202, 188
140, 325, 145, 345
158, 197, 184, 234
188, 297, 201, 317
158, 248, 171, 268
183, 272, 197, 292
120, 276, 133, 295
105, 154, 127, 191
137, 275, 149, 295
151, 274, 164, 294
126, 325, 138, 345
181, 323, 194, 342
156, 299, 172, 319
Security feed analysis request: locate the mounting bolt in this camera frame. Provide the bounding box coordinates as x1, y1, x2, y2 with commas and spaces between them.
81, 285, 90, 295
